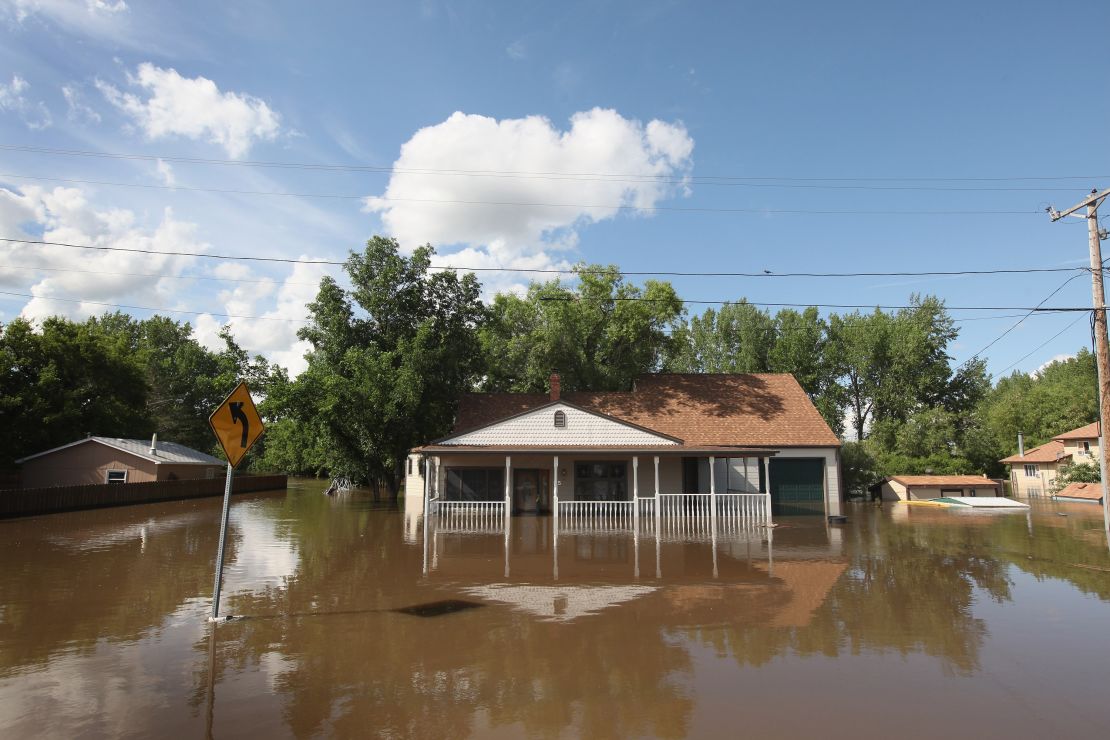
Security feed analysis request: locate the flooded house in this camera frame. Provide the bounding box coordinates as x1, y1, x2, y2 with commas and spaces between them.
16, 435, 226, 489
1000, 422, 1102, 497
406, 373, 844, 522
871, 475, 1002, 502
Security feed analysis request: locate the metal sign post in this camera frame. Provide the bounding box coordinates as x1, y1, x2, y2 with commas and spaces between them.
207, 381, 265, 622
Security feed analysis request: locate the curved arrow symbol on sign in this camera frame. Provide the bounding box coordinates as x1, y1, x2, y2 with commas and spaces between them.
229, 402, 249, 448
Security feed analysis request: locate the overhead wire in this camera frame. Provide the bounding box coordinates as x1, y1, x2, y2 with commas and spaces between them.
995, 314, 1088, 375
0, 237, 1091, 278
1, 144, 1106, 184
0, 175, 1041, 215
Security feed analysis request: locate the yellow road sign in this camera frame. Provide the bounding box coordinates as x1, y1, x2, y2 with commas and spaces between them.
209, 381, 265, 468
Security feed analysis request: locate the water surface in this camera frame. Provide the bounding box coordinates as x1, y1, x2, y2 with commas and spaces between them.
2, 481, 1109, 738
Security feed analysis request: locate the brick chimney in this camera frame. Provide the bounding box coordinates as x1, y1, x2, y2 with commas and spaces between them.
550, 373, 561, 401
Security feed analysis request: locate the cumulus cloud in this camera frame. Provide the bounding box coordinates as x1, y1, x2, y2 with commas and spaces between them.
0, 74, 52, 129
364, 108, 693, 291
193, 259, 329, 376
0, 185, 203, 321
1032, 353, 1075, 377
97, 63, 281, 158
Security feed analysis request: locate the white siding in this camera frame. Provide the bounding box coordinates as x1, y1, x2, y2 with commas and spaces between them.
441, 403, 678, 447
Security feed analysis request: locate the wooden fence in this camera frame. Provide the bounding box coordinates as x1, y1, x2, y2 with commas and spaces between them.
0, 474, 288, 519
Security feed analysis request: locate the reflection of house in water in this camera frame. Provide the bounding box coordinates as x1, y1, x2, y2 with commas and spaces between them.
417, 507, 847, 627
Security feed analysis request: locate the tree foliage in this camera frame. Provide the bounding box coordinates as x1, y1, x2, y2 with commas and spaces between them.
478, 265, 682, 392
0, 313, 277, 470
286, 236, 485, 492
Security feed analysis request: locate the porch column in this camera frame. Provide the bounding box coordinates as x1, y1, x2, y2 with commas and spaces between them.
709, 456, 717, 526
434, 456, 442, 499
421, 456, 431, 575
654, 455, 661, 526
762, 456, 772, 523
553, 455, 560, 524
632, 456, 639, 531
504, 455, 512, 514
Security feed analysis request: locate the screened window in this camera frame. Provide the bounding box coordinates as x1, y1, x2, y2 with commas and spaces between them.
105, 469, 128, 483
554, 410, 566, 428
574, 462, 627, 501
1023, 464, 1037, 477
445, 468, 505, 501
1083, 441, 1091, 454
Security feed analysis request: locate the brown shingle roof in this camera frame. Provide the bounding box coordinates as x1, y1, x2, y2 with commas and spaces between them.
999, 440, 1070, 464
887, 475, 999, 488
1055, 482, 1104, 501
452, 373, 840, 447
1053, 422, 1101, 441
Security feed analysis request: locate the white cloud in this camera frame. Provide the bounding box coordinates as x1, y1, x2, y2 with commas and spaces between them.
0, 74, 52, 129
193, 258, 330, 376
97, 63, 281, 158
0, 186, 204, 322
1, 0, 127, 29
61, 83, 101, 123
1032, 353, 1075, 377
364, 108, 694, 293
155, 158, 175, 186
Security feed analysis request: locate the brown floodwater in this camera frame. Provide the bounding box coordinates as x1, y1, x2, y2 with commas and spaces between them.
2, 480, 1110, 739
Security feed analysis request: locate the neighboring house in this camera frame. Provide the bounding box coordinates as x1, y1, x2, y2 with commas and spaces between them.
1054, 481, 1104, 504
1000, 422, 1102, 498
870, 475, 1001, 502
16, 435, 225, 489
406, 373, 844, 518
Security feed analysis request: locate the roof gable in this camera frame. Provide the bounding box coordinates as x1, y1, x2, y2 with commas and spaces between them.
438, 400, 680, 447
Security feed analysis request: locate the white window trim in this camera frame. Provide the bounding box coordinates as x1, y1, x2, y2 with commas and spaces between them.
105, 469, 128, 483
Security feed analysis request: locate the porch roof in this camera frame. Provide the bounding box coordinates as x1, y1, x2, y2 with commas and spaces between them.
415, 444, 780, 457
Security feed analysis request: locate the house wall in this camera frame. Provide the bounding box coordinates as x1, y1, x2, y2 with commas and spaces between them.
155, 463, 223, 481
1009, 462, 1060, 498
1060, 439, 1100, 465
21, 443, 160, 488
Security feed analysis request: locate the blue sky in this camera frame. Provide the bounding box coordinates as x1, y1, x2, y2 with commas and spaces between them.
0, 0, 1107, 376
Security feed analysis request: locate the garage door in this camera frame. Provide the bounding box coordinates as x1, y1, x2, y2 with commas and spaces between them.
769, 458, 825, 516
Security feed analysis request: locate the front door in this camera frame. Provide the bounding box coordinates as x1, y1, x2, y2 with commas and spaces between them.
513, 469, 542, 514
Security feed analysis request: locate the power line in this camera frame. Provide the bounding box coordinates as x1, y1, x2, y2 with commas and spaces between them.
0, 237, 1089, 278
966, 273, 1087, 361
1, 144, 1106, 184
995, 314, 1087, 374
0, 175, 1041, 215
538, 295, 1090, 312
0, 290, 309, 323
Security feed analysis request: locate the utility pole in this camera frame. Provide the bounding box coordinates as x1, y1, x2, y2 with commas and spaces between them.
1049, 188, 1110, 533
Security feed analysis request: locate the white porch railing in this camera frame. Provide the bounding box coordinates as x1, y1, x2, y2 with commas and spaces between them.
558, 500, 634, 528
715, 493, 772, 520
433, 500, 508, 528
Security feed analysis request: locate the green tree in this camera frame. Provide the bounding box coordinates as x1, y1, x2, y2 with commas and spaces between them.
1051, 461, 1100, 492
0, 317, 150, 468
292, 236, 485, 492
479, 265, 682, 392
666, 300, 775, 374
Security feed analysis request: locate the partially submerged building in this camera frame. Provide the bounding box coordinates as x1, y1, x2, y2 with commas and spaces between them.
407, 373, 843, 520
870, 475, 1001, 502
16, 435, 225, 489
1000, 422, 1102, 498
